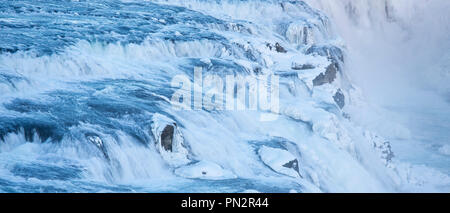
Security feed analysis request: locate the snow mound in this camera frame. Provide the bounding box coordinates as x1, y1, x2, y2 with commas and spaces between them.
258, 146, 300, 178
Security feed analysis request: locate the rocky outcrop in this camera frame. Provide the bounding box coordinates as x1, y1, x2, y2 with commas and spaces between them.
282, 159, 300, 174
364, 131, 395, 166
266, 42, 287, 53
312, 62, 337, 86
291, 63, 315, 70
376, 141, 395, 165
161, 125, 175, 152
333, 89, 345, 109
151, 113, 190, 167
275, 42, 287, 53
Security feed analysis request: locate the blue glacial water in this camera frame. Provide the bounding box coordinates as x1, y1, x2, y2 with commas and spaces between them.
0, 0, 448, 192
0, 0, 322, 192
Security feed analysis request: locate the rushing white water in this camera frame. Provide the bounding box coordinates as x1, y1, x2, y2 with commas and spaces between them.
0, 0, 448, 192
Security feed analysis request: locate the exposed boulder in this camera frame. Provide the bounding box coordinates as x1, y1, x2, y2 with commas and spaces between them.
253, 66, 262, 74
312, 62, 337, 86
282, 159, 300, 174
291, 63, 315, 70
333, 89, 345, 109
266, 42, 287, 53
161, 125, 174, 152
151, 113, 190, 167
275, 42, 287, 53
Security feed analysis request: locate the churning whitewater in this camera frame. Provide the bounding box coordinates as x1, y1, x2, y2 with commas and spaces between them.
0, 0, 448, 192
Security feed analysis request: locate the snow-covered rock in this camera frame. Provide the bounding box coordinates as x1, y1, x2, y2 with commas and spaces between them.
258, 146, 301, 178
151, 113, 190, 167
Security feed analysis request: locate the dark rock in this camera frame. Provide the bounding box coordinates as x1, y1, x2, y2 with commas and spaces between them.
161, 125, 174, 152
312, 62, 337, 86
275, 42, 287, 53
253, 66, 262, 74
380, 141, 395, 163
282, 159, 300, 174
283, 159, 302, 178
372, 137, 395, 165
333, 89, 345, 109
266, 42, 287, 53
291, 63, 315, 70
